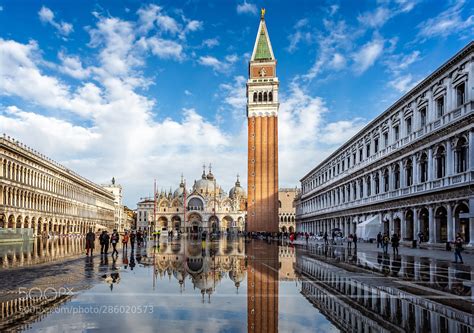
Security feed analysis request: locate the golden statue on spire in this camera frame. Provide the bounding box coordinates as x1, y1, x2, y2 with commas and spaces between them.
261, 8, 265, 19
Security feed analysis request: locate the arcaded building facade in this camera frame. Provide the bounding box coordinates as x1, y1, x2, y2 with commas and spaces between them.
278, 188, 298, 233
247, 11, 279, 233
0, 135, 116, 236
296, 42, 474, 245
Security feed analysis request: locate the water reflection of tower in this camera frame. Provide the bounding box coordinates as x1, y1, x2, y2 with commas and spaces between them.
247, 241, 279, 333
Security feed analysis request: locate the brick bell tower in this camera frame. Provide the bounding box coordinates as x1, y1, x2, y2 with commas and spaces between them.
247, 9, 279, 233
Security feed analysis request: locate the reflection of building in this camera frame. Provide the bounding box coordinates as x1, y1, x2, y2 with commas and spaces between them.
296, 247, 472, 332
247, 240, 279, 333
102, 179, 125, 232
278, 245, 296, 281
146, 238, 246, 300
278, 189, 298, 233
0, 135, 115, 237
247, 10, 279, 233
137, 167, 246, 233
297, 42, 474, 245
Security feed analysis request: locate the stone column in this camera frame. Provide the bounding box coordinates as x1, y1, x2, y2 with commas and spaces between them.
413, 207, 419, 241
447, 204, 454, 242
400, 211, 406, 240
428, 147, 434, 181
446, 139, 453, 177
428, 206, 435, 243
413, 155, 419, 185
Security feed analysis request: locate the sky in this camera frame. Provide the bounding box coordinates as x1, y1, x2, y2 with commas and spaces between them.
0, 0, 472, 207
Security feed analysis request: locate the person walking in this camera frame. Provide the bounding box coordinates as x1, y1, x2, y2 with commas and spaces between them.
323, 232, 329, 245
85, 228, 95, 256
347, 234, 353, 250
122, 231, 129, 252
453, 233, 464, 264
376, 232, 382, 248
382, 233, 390, 254
110, 229, 120, 256
391, 233, 400, 255
100, 231, 110, 254
305, 232, 309, 244
130, 230, 136, 250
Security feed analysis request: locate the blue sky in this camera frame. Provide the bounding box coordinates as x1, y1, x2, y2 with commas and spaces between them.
0, 0, 472, 206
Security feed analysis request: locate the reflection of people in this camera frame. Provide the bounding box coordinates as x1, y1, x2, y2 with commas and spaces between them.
129, 251, 136, 270
453, 233, 464, 264
85, 228, 95, 256
84, 255, 94, 279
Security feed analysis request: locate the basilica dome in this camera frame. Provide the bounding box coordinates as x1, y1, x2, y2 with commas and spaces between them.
229, 176, 246, 198
193, 166, 221, 195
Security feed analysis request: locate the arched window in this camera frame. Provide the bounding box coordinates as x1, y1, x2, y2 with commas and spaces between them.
258, 92, 262, 102
455, 137, 468, 173
406, 159, 413, 186
393, 164, 400, 190
278, 200, 282, 208
253, 92, 257, 102
263, 92, 267, 102
269, 92, 273, 102
435, 146, 446, 179
420, 153, 428, 183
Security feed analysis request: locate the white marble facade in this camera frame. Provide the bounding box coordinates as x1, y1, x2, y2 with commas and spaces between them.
296, 42, 474, 245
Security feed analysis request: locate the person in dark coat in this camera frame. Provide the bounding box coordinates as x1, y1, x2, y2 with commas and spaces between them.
391, 233, 400, 255
100, 231, 110, 254
110, 229, 120, 256
85, 228, 95, 256
376, 232, 382, 248
130, 231, 136, 249
453, 233, 464, 264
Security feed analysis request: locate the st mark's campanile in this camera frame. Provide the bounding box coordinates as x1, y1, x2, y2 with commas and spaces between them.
247, 9, 279, 233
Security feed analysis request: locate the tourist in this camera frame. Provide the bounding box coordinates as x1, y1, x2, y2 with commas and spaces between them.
453, 233, 464, 264
305, 232, 309, 243
110, 229, 120, 256
130, 230, 136, 249
100, 231, 110, 254
417, 231, 424, 243
382, 233, 390, 254
347, 234, 353, 250
353, 233, 358, 250
323, 232, 329, 245
85, 228, 95, 256
376, 232, 382, 248
122, 231, 129, 252
391, 233, 400, 255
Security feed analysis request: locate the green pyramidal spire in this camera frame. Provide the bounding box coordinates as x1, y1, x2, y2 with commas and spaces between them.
255, 26, 272, 60
251, 10, 275, 62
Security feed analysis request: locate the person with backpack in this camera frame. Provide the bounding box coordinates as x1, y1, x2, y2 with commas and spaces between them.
453, 233, 464, 264
382, 233, 390, 254
391, 233, 400, 255
110, 229, 120, 256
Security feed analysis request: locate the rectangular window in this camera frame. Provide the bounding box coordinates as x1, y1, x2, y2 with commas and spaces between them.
406, 117, 412, 135
383, 132, 388, 147
420, 107, 427, 127
436, 96, 444, 118
374, 138, 379, 153
366, 144, 370, 158
341, 160, 345, 171
456, 82, 465, 107
359, 149, 363, 162
352, 153, 356, 165
394, 125, 399, 141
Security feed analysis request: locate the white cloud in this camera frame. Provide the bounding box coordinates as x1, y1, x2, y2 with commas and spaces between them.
184, 90, 192, 96
286, 18, 312, 53
384, 50, 421, 74
388, 74, 418, 93
145, 37, 184, 60
38, 6, 73, 36
358, 7, 391, 28
352, 38, 384, 74
418, 0, 474, 39
198, 54, 239, 73
236, 1, 258, 15
58, 52, 90, 79
202, 38, 219, 48
329, 53, 346, 70
321, 120, 366, 145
